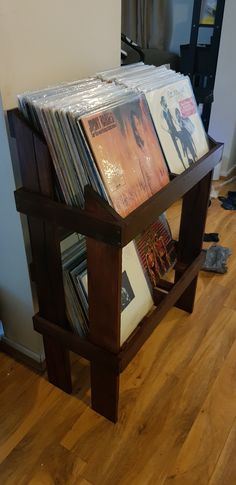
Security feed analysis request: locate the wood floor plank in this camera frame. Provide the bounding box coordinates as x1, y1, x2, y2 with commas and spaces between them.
61, 307, 183, 453
79, 306, 236, 485
208, 418, 236, 485
163, 328, 236, 485
0, 391, 86, 484
0, 371, 39, 445
0, 187, 236, 484
60, 283, 233, 484
0, 355, 36, 394
0, 382, 59, 465
62, 277, 229, 457
17, 458, 90, 485
26, 446, 87, 485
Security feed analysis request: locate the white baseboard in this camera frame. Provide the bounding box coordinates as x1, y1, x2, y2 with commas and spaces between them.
220, 164, 236, 178
1, 336, 45, 364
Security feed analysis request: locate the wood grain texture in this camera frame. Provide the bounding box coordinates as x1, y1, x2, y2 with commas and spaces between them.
175, 171, 213, 313
0, 191, 236, 484
14, 187, 123, 246
12, 109, 221, 422
163, 329, 236, 485
208, 418, 236, 485
86, 235, 121, 420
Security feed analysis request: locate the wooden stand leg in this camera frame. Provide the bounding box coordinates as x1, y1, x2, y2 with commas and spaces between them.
90, 362, 119, 422
175, 276, 198, 313
43, 335, 72, 394
86, 221, 122, 421
12, 115, 72, 391
175, 171, 213, 312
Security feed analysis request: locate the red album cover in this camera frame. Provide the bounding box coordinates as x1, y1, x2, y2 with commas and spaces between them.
80, 94, 169, 217
135, 215, 176, 289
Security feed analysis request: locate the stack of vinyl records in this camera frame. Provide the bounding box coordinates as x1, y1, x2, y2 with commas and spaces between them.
18, 63, 209, 341
18, 67, 170, 214
96, 63, 209, 174
61, 213, 176, 343
61, 233, 88, 337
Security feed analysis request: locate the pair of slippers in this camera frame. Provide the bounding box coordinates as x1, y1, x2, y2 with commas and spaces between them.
203, 233, 219, 243
218, 191, 236, 210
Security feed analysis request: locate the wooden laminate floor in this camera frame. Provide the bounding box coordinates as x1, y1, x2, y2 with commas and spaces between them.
0, 186, 236, 485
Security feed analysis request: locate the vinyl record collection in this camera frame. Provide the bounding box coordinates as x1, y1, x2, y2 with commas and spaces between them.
18, 62, 209, 342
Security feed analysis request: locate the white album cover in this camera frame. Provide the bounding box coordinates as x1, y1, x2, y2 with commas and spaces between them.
146, 77, 209, 174
120, 241, 154, 344
81, 241, 154, 345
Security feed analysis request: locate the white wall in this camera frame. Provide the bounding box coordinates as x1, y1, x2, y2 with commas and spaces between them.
170, 0, 236, 176
208, 0, 236, 176
169, 0, 211, 54
0, 96, 43, 361
169, 0, 194, 55
0, 0, 121, 360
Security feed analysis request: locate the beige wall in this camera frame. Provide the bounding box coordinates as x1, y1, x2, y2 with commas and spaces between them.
0, 0, 121, 359
0, 96, 43, 361
0, 0, 121, 109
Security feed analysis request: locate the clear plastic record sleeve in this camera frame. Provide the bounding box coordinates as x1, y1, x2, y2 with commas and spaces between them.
69, 240, 154, 345
80, 93, 169, 217
18, 67, 189, 342
146, 77, 209, 174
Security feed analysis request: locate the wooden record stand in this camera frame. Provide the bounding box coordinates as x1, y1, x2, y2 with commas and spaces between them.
9, 109, 223, 422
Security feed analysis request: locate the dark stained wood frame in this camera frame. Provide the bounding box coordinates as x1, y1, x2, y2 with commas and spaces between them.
8, 108, 223, 422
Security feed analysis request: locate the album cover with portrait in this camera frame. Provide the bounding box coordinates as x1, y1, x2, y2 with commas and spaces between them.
146, 77, 209, 174
70, 240, 154, 345
135, 214, 177, 290
120, 241, 154, 344
80, 94, 169, 217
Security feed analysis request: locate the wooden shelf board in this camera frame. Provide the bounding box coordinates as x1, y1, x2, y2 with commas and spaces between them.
34, 251, 205, 375
33, 314, 120, 373
119, 250, 205, 371
14, 140, 223, 248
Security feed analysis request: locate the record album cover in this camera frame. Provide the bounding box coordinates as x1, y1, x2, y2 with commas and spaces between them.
80, 94, 169, 217
73, 241, 154, 345
135, 214, 176, 289
146, 78, 209, 174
